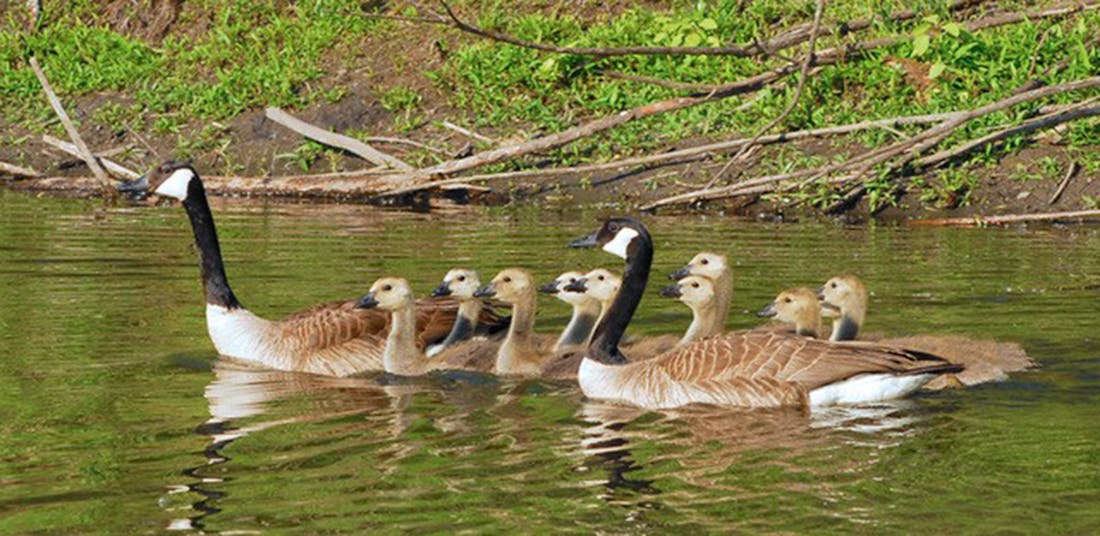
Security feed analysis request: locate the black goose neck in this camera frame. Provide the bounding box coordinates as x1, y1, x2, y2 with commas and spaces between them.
588, 228, 652, 365
834, 315, 859, 341
181, 178, 241, 309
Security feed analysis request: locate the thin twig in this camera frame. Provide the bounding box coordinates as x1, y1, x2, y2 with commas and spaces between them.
1049, 161, 1079, 205
41, 135, 140, 180
29, 57, 113, 192
429, 0, 990, 59
703, 0, 827, 190
440, 120, 496, 144
362, 136, 448, 154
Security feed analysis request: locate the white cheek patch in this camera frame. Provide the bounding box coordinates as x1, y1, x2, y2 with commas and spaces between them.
602, 228, 638, 259
154, 168, 195, 201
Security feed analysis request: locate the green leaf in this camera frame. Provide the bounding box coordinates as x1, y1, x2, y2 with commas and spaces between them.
943, 22, 961, 38
684, 32, 703, 47
699, 18, 718, 31
929, 61, 946, 79
912, 34, 931, 57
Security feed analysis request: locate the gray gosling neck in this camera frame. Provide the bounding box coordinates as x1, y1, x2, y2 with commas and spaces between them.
556, 298, 601, 351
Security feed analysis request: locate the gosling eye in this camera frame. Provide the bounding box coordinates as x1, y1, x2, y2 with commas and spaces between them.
597, 275, 605, 281
383, 284, 393, 292
503, 277, 512, 283
701, 259, 709, 265
831, 282, 838, 288
568, 278, 576, 283
784, 297, 792, 303
457, 276, 465, 282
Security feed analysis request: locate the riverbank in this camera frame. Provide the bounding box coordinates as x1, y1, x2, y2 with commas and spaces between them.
1, 1, 1098, 219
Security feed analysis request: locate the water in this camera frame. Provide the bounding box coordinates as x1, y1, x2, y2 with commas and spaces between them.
0, 190, 1097, 533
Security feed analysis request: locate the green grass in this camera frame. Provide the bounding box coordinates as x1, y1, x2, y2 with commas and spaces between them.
0, 1, 386, 128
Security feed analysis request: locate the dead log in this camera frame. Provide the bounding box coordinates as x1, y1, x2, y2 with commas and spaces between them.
264, 107, 413, 171
909, 210, 1100, 227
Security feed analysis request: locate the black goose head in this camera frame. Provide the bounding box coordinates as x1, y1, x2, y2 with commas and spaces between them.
117, 161, 199, 202
569, 217, 651, 261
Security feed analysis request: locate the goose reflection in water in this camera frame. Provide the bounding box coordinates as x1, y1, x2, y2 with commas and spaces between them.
167, 360, 410, 531
569, 396, 938, 516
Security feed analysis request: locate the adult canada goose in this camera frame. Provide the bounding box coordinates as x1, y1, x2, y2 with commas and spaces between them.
117, 161, 504, 376
474, 268, 555, 376
670, 252, 732, 334
539, 271, 601, 352
659, 275, 727, 346
568, 217, 962, 410
426, 269, 507, 357
818, 274, 1036, 388
756, 287, 831, 338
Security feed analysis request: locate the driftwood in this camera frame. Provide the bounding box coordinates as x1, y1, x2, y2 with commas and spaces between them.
41, 135, 140, 180
29, 57, 113, 192
1049, 162, 1078, 205
0, 161, 40, 178
264, 107, 413, 171
909, 209, 1100, 227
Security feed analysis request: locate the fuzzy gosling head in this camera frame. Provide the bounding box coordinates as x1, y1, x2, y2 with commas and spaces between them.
433, 268, 481, 299
475, 268, 534, 304
670, 251, 729, 281
357, 277, 414, 311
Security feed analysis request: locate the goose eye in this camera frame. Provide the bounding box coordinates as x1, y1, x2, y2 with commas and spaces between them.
383, 285, 392, 292
608, 222, 620, 232
701, 259, 709, 265
692, 282, 699, 288
457, 276, 465, 282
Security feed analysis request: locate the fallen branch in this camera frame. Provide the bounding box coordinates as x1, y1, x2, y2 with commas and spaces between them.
909, 209, 1100, 227
42, 135, 140, 179
1049, 161, 1079, 205
641, 75, 1100, 210
0, 161, 40, 178
264, 107, 413, 171
431, 0, 989, 59
29, 57, 112, 192
703, 0, 827, 189
377, 110, 966, 197
403, 1, 1096, 187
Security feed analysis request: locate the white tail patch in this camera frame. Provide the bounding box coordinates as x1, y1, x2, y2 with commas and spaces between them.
809, 373, 935, 407
205, 304, 274, 364
602, 228, 638, 259
155, 168, 195, 201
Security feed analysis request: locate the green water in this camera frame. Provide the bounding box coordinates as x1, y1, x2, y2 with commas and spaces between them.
0, 190, 1097, 533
